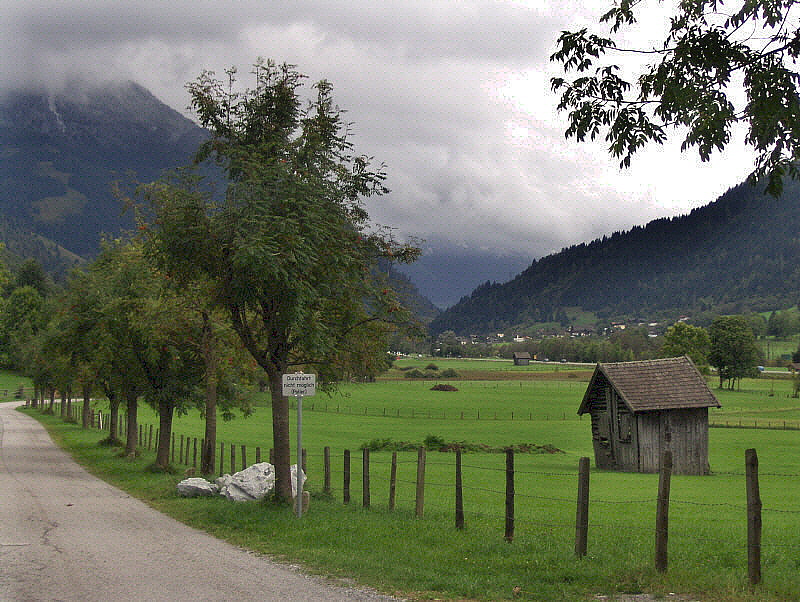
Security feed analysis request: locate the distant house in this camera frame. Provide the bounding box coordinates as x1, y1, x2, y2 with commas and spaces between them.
578, 356, 721, 475
513, 352, 531, 366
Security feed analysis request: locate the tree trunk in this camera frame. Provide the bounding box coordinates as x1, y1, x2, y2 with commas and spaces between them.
60, 390, 67, 418
201, 312, 217, 475
125, 391, 138, 458
155, 401, 174, 469
81, 385, 91, 428
269, 375, 292, 502
107, 392, 120, 443
48, 388, 55, 413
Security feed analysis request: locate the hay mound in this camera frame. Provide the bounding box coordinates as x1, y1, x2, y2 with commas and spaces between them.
430, 384, 458, 391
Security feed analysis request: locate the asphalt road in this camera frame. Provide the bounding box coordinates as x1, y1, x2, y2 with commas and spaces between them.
0, 402, 402, 602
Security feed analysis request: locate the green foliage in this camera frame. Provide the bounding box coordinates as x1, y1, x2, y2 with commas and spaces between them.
13, 258, 50, 296
550, 0, 800, 195
360, 435, 562, 454
767, 309, 799, 337
709, 315, 762, 389
140, 59, 420, 500
661, 321, 710, 365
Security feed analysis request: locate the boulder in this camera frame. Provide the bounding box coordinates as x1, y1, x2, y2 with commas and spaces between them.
176, 477, 219, 497
220, 462, 275, 501
216, 462, 307, 502
290, 464, 306, 498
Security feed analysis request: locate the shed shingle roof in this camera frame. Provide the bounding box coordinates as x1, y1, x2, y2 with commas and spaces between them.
578, 356, 721, 414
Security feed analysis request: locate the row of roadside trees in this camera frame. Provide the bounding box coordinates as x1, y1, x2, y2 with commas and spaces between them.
12, 60, 420, 503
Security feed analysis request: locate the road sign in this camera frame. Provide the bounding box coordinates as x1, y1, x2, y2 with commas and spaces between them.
282, 372, 316, 397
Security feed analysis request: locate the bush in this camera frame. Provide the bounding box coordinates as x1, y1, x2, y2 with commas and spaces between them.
430, 384, 458, 391
423, 434, 447, 450
440, 368, 459, 378
425, 363, 439, 371
404, 369, 425, 379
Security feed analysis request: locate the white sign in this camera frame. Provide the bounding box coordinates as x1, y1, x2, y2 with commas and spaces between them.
282, 372, 316, 397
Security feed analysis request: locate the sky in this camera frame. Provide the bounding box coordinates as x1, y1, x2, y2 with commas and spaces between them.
2, 1, 758, 268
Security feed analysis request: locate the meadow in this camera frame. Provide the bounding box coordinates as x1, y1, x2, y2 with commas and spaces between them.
20, 359, 800, 601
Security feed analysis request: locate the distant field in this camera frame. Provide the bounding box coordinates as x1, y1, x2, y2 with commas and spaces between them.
386, 357, 593, 380
757, 336, 799, 363
25, 359, 800, 600
0, 370, 30, 401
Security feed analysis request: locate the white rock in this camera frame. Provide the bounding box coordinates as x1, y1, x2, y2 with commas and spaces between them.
291, 464, 306, 498
176, 477, 219, 497
216, 463, 307, 502
221, 462, 275, 501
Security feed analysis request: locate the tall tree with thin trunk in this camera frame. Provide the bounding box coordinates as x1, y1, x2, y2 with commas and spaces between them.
139, 60, 420, 501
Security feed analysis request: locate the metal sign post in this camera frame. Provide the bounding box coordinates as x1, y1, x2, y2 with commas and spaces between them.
296, 393, 303, 518
282, 372, 316, 518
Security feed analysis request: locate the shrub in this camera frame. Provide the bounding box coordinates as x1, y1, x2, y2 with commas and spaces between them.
425, 363, 439, 371
440, 368, 459, 378
404, 369, 426, 379
423, 434, 447, 450
430, 384, 458, 391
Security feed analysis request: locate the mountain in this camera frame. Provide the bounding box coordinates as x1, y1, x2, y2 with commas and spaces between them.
0, 81, 439, 318
0, 80, 208, 257
430, 180, 800, 336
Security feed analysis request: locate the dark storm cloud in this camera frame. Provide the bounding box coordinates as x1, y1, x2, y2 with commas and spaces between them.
1, 0, 756, 261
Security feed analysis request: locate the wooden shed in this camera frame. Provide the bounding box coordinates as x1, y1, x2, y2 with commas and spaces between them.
578, 356, 720, 475
513, 352, 531, 366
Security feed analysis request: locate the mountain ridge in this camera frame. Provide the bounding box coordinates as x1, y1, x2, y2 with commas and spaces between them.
430, 179, 800, 335
0, 81, 208, 257
0, 81, 439, 319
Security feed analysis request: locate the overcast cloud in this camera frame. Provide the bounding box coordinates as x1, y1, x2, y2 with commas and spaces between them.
2, 1, 757, 264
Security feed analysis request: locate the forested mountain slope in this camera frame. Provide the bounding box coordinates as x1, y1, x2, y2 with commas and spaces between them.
430, 180, 800, 335
0, 81, 208, 257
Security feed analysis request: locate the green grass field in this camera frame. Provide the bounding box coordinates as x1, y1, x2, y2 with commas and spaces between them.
20, 359, 800, 601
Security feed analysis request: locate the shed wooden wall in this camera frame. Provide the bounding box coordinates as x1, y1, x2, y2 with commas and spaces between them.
637, 408, 710, 475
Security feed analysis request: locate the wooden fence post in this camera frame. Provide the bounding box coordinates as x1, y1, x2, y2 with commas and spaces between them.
241, 445, 247, 471
323, 446, 331, 495
363, 449, 370, 508
575, 457, 590, 557
256, 446, 261, 464
230, 444, 235, 474
148, 425, 153, 450
746, 448, 762, 585
415, 447, 426, 518
192, 438, 198, 468
655, 450, 672, 573
219, 442, 224, 476
343, 449, 351, 504
389, 452, 397, 511
505, 449, 515, 542
455, 449, 464, 529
